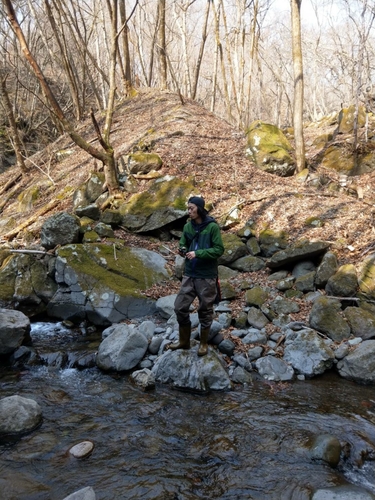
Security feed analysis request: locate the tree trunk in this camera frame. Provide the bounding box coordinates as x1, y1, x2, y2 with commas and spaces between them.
212, 1, 233, 122
0, 74, 28, 173
191, 0, 211, 100
157, 0, 167, 89
291, 0, 305, 173
119, 0, 133, 95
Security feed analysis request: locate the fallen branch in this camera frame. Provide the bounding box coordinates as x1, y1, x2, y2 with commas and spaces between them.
0, 183, 23, 212
9, 249, 50, 255
0, 172, 22, 196
3, 198, 60, 241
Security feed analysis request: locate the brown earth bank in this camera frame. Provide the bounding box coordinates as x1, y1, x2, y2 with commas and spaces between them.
0, 88, 374, 321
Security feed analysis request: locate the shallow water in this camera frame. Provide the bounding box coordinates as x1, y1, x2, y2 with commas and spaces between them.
0, 322, 375, 500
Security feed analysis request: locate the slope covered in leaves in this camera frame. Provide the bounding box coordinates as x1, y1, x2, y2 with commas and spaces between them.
0, 88, 374, 269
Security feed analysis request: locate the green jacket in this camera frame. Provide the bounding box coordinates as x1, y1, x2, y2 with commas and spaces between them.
179, 216, 224, 278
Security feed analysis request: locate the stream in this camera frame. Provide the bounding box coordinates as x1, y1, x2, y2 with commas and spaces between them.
0, 321, 375, 500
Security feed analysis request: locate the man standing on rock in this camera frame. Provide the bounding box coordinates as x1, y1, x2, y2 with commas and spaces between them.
171, 196, 224, 356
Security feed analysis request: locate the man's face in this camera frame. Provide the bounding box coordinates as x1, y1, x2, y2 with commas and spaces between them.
187, 203, 199, 221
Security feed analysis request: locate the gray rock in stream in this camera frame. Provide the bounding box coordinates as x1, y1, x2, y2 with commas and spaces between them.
312, 485, 375, 500
151, 345, 232, 392
62, 487, 96, 500
0, 395, 42, 436
96, 324, 148, 371
0, 308, 31, 355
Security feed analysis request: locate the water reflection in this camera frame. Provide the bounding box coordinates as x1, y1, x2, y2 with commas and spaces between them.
0, 323, 374, 499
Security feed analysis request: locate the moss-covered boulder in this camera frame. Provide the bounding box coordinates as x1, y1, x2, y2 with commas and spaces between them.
325, 264, 358, 297
267, 240, 330, 269
127, 152, 163, 174
321, 145, 356, 175
259, 228, 288, 257
0, 253, 17, 302
309, 296, 350, 342
0, 253, 57, 317
344, 306, 375, 340
17, 185, 40, 213
218, 233, 248, 265
85, 172, 106, 202
245, 286, 268, 307
119, 176, 195, 232
47, 242, 171, 325
245, 121, 295, 177
338, 105, 366, 134
358, 254, 375, 300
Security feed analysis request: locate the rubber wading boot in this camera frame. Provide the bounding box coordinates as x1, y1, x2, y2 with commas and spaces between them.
198, 327, 210, 356
170, 324, 191, 350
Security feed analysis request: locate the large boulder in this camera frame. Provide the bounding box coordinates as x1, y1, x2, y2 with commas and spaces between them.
0, 308, 31, 355
255, 356, 294, 381
283, 328, 335, 377
245, 120, 295, 176
127, 152, 163, 174
312, 485, 375, 500
315, 252, 338, 288
358, 254, 375, 300
267, 240, 331, 269
218, 233, 248, 265
344, 306, 375, 340
119, 176, 194, 232
325, 264, 358, 297
151, 347, 232, 392
96, 324, 148, 371
337, 340, 375, 384
0, 252, 58, 316
0, 395, 42, 436
258, 228, 288, 257
47, 243, 170, 325
309, 296, 350, 342
40, 212, 81, 249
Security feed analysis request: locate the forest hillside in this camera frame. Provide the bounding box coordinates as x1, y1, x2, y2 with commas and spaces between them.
0, 88, 374, 272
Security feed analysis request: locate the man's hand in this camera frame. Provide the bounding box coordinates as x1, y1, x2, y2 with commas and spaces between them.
186, 251, 196, 260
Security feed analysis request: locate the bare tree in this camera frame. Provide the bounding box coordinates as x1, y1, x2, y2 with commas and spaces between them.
291, 0, 305, 172
3, 0, 121, 193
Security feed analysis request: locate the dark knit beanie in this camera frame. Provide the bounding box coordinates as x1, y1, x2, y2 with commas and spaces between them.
188, 196, 205, 209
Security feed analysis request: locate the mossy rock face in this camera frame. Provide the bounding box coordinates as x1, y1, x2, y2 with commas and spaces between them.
309, 296, 350, 342
305, 216, 324, 227
0, 254, 57, 316
119, 176, 195, 232
17, 185, 40, 213
312, 133, 333, 149
218, 233, 248, 265
85, 173, 106, 203
267, 240, 331, 269
0, 255, 18, 302
127, 152, 163, 174
48, 243, 171, 325
338, 105, 366, 134
321, 145, 355, 175
325, 264, 358, 297
358, 254, 375, 299
259, 228, 288, 257
344, 306, 375, 340
245, 286, 268, 307
245, 120, 295, 177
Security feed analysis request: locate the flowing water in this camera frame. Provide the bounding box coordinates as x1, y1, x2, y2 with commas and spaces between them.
0, 322, 375, 500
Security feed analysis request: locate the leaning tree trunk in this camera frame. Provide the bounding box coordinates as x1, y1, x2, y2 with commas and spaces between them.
3, 0, 120, 194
